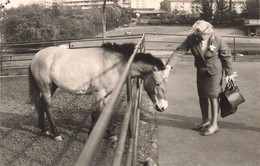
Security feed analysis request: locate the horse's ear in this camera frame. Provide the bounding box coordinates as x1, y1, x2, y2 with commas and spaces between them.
152, 66, 158, 72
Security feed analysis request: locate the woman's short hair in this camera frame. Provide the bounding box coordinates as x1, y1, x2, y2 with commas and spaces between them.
190, 20, 214, 35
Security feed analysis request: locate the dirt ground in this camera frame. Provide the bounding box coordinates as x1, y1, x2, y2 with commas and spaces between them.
0, 77, 159, 166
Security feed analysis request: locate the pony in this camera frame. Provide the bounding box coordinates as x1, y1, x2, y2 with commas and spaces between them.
28, 42, 168, 141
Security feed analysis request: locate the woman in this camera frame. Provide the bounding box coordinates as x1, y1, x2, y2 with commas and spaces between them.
163, 20, 237, 136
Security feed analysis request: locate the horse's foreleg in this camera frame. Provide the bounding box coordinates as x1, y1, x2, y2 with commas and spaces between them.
90, 98, 104, 133
42, 93, 62, 141
90, 90, 107, 133
103, 94, 118, 143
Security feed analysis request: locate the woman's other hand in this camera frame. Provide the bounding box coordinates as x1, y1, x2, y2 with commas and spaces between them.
225, 72, 238, 82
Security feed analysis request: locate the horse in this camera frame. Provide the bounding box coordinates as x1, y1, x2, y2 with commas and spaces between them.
28, 42, 168, 141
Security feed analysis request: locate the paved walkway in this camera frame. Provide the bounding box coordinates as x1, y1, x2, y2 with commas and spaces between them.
155, 61, 260, 166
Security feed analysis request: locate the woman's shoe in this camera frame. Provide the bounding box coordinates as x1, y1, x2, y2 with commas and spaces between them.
192, 121, 210, 130
202, 126, 219, 136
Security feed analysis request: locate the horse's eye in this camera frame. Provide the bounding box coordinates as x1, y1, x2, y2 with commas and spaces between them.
156, 82, 161, 86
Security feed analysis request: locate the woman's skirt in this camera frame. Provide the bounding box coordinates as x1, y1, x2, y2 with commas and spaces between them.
196, 66, 223, 99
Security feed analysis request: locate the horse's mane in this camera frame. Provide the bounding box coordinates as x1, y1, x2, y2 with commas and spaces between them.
101, 42, 165, 70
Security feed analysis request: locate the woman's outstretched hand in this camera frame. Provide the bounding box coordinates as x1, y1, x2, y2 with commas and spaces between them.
225, 72, 238, 82
162, 65, 171, 78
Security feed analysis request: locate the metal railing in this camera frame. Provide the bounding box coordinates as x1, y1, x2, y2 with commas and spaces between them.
0, 34, 147, 165
1, 33, 260, 77
75, 34, 145, 166
0, 34, 143, 77
144, 32, 260, 60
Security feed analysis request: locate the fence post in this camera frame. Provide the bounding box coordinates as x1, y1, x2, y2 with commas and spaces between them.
0, 54, 2, 76
143, 33, 146, 53
233, 37, 236, 61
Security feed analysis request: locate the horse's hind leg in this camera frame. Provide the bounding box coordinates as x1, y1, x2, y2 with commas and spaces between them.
38, 96, 50, 136
38, 83, 58, 137
41, 88, 62, 141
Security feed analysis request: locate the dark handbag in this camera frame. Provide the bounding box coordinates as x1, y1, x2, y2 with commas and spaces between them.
219, 80, 245, 118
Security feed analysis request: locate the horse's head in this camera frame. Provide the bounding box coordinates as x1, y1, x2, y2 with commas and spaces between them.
143, 66, 168, 112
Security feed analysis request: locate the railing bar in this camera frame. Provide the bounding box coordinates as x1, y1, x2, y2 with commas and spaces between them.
145, 33, 187, 36
129, 78, 137, 138
75, 34, 145, 166
0, 34, 143, 46
0, 65, 29, 68
132, 79, 142, 166
126, 138, 134, 166
145, 48, 175, 51
0, 75, 28, 78
145, 32, 260, 39
112, 78, 136, 166
145, 41, 182, 43
2, 59, 32, 62
1, 67, 28, 70
112, 101, 133, 166
1, 54, 35, 57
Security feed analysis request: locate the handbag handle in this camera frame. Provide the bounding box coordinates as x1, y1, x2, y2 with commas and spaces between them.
225, 80, 234, 91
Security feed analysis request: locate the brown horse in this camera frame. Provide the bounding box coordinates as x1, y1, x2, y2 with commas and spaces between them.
28, 42, 168, 141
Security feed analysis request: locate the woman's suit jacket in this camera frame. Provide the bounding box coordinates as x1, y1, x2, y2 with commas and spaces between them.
167, 33, 233, 77
167, 32, 233, 98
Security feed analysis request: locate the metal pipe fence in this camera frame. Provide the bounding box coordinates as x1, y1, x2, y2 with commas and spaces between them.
0, 35, 143, 77
144, 32, 260, 61
1, 33, 260, 77
0, 34, 146, 165
75, 34, 145, 166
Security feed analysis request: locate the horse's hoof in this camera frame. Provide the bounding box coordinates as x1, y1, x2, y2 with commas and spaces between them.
42, 130, 51, 136
54, 135, 63, 141
109, 135, 118, 143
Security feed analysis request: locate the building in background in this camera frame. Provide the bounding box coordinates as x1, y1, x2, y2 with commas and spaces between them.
131, 0, 163, 10
160, 0, 194, 14
44, 0, 63, 9
44, 0, 114, 9
244, 19, 260, 36
63, 0, 114, 9
117, 0, 131, 8
160, 0, 246, 14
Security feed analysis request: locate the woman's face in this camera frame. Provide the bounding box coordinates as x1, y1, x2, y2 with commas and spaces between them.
194, 28, 211, 41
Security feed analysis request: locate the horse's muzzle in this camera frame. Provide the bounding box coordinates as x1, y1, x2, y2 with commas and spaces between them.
155, 105, 165, 112
155, 99, 168, 112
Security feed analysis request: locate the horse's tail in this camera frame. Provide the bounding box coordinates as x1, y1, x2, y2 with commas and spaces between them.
27, 65, 40, 107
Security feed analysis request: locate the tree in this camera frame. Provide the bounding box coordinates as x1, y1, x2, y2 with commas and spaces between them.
193, 0, 213, 21
241, 0, 260, 19
102, 0, 107, 39
214, 0, 229, 24
200, 0, 213, 21
228, 0, 232, 22
1, 4, 123, 43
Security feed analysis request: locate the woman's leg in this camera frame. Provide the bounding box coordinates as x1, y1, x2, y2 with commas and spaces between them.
209, 98, 219, 128
199, 98, 210, 124
193, 98, 210, 130
202, 98, 219, 135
